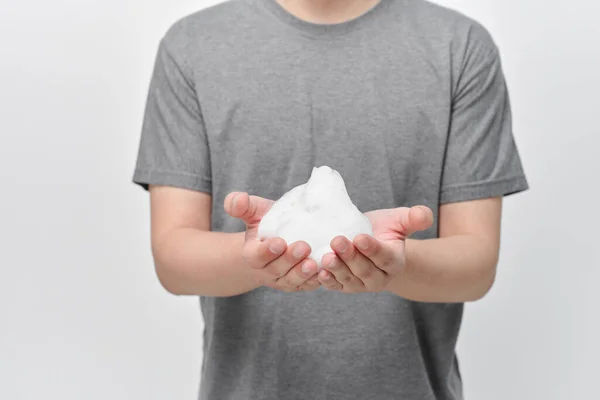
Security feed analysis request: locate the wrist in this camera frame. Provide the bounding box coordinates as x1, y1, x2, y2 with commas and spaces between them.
384, 239, 415, 295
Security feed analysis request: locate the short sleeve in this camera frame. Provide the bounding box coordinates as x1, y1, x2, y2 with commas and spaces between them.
132, 38, 211, 193
440, 33, 528, 204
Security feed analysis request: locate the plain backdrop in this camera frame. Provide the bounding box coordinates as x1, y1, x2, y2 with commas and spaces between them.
1, 0, 598, 399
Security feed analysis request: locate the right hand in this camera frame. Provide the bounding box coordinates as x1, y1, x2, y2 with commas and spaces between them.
224, 192, 320, 292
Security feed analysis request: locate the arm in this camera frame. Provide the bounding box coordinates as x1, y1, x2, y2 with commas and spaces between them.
386, 197, 501, 302
317, 197, 502, 303
381, 27, 526, 302
149, 185, 258, 297
315, 28, 527, 300
134, 38, 320, 296
133, 39, 256, 296
149, 186, 320, 297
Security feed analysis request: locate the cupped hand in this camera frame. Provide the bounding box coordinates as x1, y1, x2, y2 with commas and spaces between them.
318, 206, 434, 293
224, 192, 320, 292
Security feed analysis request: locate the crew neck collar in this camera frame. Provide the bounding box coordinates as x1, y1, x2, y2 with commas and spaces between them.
254, 0, 391, 38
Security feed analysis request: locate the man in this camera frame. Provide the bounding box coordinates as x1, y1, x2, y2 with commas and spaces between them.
133, 0, 528, 399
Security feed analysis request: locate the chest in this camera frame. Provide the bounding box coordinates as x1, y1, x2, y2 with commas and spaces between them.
196, 38, 452, 212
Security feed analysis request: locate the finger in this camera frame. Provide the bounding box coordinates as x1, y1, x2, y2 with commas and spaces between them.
298, 275, 321, 292
353, 234, 403, 275
331, 236, 386, 289
265, 241, 311, 278
322, 253, 364, 292
247, 237, 287, 269
318, 270, 343, 291
396, 206, 434, 237
224, 192, 274, 226
277, 258, 319, 289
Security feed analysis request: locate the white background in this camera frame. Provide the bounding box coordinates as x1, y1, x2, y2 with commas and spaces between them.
1, 0, 598, 399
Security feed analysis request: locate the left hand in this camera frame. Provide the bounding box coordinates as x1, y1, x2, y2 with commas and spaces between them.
318, 206, 434, 293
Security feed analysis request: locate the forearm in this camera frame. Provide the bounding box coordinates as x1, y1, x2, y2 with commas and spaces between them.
386, 235, 499, 302
152, 229, 259, 297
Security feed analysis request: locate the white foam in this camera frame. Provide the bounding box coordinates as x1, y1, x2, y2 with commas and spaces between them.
258, 166, 373, 268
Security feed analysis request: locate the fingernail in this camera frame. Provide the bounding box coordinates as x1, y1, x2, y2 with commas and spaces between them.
336, 240, 348, 253
356, 239, 369, 250
301, 261, 312, 274
269, 242, 284, 255
327, 258, 337, 268
231, 194, 239, 210
293, 247, 307, 260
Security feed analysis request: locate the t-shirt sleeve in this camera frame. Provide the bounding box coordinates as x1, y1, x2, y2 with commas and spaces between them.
132, 37, 211, 193
440, 29, 528, 204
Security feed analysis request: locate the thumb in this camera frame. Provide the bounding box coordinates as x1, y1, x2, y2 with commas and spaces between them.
224, 192, 274, 226
396, 206, 434, 237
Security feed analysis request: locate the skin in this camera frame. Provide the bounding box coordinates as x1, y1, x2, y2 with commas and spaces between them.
223, 191, 321, 292
150, 186, 320, 296
147, 0, 502, 302
317, 206, 433, 293
150, 185, 501, 302
318, 198, 502, 302
276, 0, 382, 24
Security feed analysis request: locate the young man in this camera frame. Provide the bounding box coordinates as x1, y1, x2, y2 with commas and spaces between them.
133, 0, 528, 399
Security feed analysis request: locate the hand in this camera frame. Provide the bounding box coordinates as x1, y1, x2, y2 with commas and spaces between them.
224, 192, 320, 292
318, 206, 434, 293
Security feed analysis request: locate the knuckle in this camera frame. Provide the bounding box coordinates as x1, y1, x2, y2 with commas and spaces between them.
357, 267, 374, 280
266, 260, 287, 278
249, 259, 264, 270
275, 264, 291, 278
340, 274, 353, 284
325, 281, 340, 290
260, 272, 275, 285
378, 257, 395, 271
345, 247, 359, 263
283, 273, 298, 288
276, 253, 296, 271
251, 245, 272, 267
273, 280, 288, 290
264, 265, 281, 280
273, 268, 286, 280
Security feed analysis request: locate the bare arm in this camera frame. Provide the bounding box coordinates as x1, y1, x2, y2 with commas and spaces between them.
149, 185, 259, 297
386, 197, 502, 302
317, 197, 501, 303
149, 186, 319, 297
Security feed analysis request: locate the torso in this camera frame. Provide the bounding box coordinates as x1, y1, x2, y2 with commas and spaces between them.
166, 1, 478, 398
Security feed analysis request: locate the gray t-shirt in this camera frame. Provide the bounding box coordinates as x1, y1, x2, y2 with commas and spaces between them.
133, 0, 528, 399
